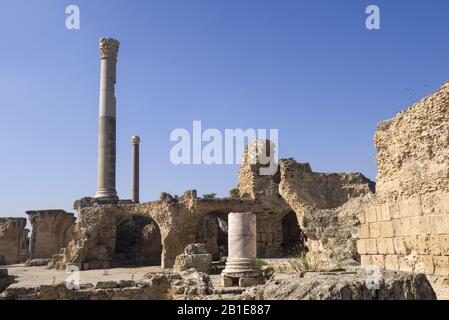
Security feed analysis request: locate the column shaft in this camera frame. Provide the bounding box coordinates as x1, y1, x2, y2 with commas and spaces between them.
95, 38, 120, 200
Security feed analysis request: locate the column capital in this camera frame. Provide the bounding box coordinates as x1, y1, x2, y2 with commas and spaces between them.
131, 136, 141, 145
99, 38, 120, 59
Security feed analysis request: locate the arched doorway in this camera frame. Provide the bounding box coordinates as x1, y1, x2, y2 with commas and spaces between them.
114, 216, 162, 266
197, 211, 228, 261
281, 211, 307, 256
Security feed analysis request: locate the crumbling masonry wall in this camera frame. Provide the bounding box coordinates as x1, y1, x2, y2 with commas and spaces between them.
237, 141, 375, 268
0, 218, 28, 264
359, 81, 449, 275
27, 210, 75, 259
278, 160, 375, 267
56, 193, 257, 270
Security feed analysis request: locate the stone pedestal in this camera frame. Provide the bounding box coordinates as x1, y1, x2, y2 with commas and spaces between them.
222, 212, 264, 287
131, 136, 140, 203
95, 38, 120, 200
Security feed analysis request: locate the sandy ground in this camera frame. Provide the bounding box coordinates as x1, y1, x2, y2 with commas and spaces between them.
5, 264, 163, 288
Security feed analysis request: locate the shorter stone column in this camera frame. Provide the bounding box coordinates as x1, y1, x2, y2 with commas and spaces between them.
221, 212, 264, 287
131, 136, 140, 203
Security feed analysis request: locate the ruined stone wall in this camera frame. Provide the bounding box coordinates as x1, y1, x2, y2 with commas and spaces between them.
236, 141, 375, 267
0, 218, 28, 264
56, 193, 259, 270
359, 81, 449, 275
236, 142, 300, 258
27, 210, 75, 259
279, 160, 375, 267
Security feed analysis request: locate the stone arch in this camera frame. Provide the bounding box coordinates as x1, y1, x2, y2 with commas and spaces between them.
281, 211, 307, 256
197, 211, 229, 261
113, 215, 162, 267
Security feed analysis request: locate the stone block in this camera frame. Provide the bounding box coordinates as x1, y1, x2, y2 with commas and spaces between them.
433, 256, 449, 276
429, 235, 442, 256
393, 238, 408, 255
394, 218, 412, 237
369, 223, 381, 239
358, 224, 370, 239
385, 255, 399, 271
239, 277, 264, 287
173, 253, 212, 274
380, 221, 394, 238
439, 235, 449, 256
415, 256, 434, 274
430, 215, 449, 235
388, 203, 400, 220
411, 216, 430, 235
416, 235, 430, 255
372, 255, 385, 269
357, 239, 367, 255
366, 239, 378, 255
377, 238, 395, 255
360, 255, 373, 268
365, 207, 377, 223
380, 204, 391, 222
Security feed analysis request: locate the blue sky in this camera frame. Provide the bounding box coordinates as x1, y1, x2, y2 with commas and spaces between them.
1, 0, 449, 219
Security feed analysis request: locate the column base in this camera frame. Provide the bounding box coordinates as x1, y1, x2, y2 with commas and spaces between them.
95, 188, 118, 201
221, 257, 264, 287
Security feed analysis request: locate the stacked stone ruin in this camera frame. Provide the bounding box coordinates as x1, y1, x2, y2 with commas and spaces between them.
1, 37, 449, 282
358, 81, 449, 275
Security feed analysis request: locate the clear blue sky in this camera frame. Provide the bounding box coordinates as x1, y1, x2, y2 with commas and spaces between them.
1, 0, 449, 219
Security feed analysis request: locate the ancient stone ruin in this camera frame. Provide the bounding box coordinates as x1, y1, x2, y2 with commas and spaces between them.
0, 218, 28, 264
358, 81, 449, 276
27, 210, 75, 261
1, 37, 449, 300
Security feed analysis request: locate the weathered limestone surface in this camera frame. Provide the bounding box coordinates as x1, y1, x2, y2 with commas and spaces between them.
173, 244, 212, 273
278, 160, 375, 268
0, 218, 28, 264
359, 81, 449, 276
27, 210, 75, 260
243, 270, 436, 300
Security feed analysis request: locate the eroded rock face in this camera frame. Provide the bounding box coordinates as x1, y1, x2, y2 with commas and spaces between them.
0, 218, 28, 264
359, 81, 449, 276
27, 210, 75, 260
243, 270, 436, 300
279, 160, 375, 268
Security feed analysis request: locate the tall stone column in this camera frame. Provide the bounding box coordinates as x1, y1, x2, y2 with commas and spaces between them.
222, 212, 264, 287
95, 38, 120, 200
131, 136, 140, 203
